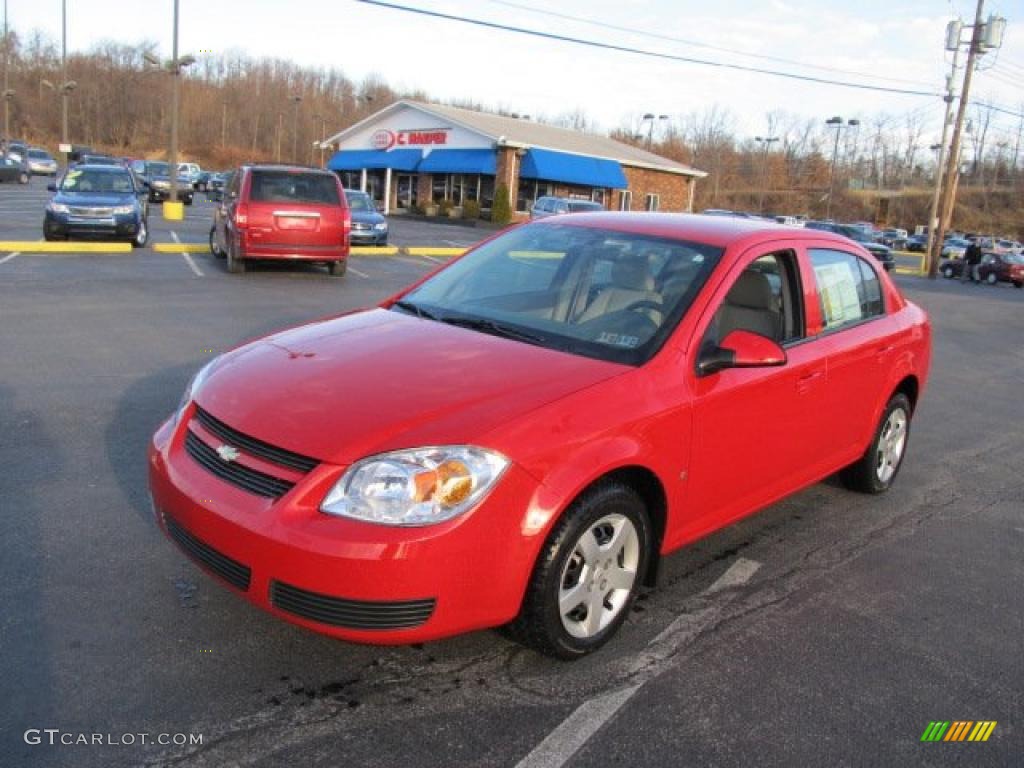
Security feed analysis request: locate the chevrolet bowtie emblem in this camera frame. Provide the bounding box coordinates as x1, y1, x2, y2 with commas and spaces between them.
216, 444, 241, 462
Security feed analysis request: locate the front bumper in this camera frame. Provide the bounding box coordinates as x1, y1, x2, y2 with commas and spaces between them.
350, 229, 388, 245
44, 210, 143, 239
149, 186, 192, 202
148, 410, 540, 644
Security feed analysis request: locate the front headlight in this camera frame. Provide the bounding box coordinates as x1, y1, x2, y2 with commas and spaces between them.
153, 180, 169, 189
48, 202, 69, 213
171, 356, 220, 426
373, 222, 388, 231
321, 446, 509, 526
112, 205, 135, 215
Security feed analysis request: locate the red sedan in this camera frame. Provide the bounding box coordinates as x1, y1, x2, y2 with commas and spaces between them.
149, 214, 931, 658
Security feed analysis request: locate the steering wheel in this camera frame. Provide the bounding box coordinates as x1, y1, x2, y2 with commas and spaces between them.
621, 299, 664, 318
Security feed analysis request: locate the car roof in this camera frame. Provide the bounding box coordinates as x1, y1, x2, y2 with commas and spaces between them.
537, 211, 873, 251
245, 164, 334, 175
71, 164, 131, 172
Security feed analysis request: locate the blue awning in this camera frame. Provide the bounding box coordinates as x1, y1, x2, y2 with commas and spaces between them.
417, 149, 496, 175
327, 149, 423, 172
519, 148, 627, 189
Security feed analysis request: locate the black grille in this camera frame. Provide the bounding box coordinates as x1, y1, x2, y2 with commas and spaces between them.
185, 430, 295, 499
164, 513, 251, 591
270, 581, 435, 630
193, 406, 319, 473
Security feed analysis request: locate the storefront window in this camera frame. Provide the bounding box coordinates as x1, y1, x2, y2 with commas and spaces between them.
619, 190, 633, 211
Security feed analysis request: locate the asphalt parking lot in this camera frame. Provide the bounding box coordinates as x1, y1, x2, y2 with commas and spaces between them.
1, 179, 1022, 767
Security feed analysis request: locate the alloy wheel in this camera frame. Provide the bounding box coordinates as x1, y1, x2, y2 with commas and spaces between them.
875, 407, 908, 484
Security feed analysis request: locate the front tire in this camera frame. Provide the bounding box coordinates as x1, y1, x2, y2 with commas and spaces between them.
985, 272, 997, 285
840, 393, 912, 494
506, 482, 650, 659
18, 171, 29, 184
131, 219, 148, 248
183, 195, 193, 206
942, 266, 954, 279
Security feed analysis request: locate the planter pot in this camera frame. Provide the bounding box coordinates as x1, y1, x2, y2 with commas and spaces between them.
448, 207, 463, 219
424, 205, 439, 217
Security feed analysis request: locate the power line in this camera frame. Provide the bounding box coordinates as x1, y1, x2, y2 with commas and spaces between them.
479, 0, 939, 89
354, 0, 942, 98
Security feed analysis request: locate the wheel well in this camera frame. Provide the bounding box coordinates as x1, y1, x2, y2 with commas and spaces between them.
599, 466, 667, 588
894, 375, 920, 413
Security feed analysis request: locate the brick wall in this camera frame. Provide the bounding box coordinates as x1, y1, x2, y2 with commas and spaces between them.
610, 167, 695, 212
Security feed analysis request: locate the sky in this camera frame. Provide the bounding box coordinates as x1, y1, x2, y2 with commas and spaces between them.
5, 0, 1023, 146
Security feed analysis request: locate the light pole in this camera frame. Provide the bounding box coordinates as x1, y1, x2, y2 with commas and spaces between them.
825, 117, 859, 219
754, 135, 779, 213
61, 0, 68, 166
3, 0, 11, 146
641, 113, 668, 149
144, 1, 195, 205
290, 94, 302, 163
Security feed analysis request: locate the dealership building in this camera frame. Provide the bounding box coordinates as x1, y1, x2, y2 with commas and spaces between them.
323, 101, 705, 218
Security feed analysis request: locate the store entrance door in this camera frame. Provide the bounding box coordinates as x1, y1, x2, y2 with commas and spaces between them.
364, 170, 386, 207
395, 174, 417, 211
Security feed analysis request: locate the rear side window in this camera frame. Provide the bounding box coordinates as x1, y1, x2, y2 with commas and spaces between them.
810, 249, 884, 332
249, 171, 340, 205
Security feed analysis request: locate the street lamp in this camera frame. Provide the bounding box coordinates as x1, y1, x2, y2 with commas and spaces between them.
290, 94, 302, 164
754, 135, 779, 213
641, 113, 669, 149
825, 117, 859, 219
145, 0, 196, 204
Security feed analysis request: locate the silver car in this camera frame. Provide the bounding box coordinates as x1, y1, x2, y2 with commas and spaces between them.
530, 196, 604, 219
26, 148, 59, 176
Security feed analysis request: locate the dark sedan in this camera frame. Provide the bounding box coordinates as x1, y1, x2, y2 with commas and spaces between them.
344, 188, 388, 245
940, 252, 1024, 287
44, 165, 149, 247
805, 221, 895, 271
0, 154, 30, 184
905, 234, 929, 252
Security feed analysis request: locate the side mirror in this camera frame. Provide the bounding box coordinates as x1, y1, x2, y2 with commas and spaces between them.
697, 330, 787, 376
47, 182, 57, 192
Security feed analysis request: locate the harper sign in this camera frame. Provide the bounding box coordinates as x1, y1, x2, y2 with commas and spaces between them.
371, 128, 449, 151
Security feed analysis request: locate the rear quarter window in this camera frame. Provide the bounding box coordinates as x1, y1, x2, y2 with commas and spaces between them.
250, 171, 340, 205
810, 248, 885, 332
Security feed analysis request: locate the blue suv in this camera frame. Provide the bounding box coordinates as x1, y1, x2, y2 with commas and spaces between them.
44, 165, 149, 246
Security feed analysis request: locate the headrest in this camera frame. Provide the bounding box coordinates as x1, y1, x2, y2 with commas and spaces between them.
727, 270, 773, 309
611, 256, 655, 291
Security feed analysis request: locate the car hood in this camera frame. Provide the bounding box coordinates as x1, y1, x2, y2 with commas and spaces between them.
195, 308, 628, 465
350, 210, 385, 225
53, 191, 136, 206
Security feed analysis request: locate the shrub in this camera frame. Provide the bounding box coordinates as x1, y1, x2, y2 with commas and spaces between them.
462, 199, 481, 220
491, 184, 512, 225
439, 198, 454, 216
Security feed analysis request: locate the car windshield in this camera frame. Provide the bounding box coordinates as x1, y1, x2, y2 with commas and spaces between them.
397, 222, 723, 365
345, 192, 374, 212
148, 162, 170, 175
28, 150, 50, 159
250, 171, 341, 204
1005, 253, 1024, 265
60, 169, 134, 194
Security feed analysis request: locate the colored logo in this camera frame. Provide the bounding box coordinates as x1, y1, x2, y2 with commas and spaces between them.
371, 129, 395, 151
216, 444, 241, 463
921, 721, 997, 742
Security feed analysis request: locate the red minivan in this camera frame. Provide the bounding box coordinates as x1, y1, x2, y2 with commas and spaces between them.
211, 165, 350, 276
153, 214, 931, 658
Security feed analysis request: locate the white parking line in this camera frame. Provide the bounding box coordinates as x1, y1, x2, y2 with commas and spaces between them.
0, 252, 20, 264
348, 265, 369, 278
515, 557, 762, 768
171, 230, 203, 277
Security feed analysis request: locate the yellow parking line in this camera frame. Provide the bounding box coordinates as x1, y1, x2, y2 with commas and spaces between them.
350, 246, 400, 256
0, 241, 133, 253
404, 247, 465, 257
894, 268, 921, 275
153, 243, 209, 253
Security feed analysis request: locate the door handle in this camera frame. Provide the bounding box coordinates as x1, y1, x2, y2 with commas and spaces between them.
796, 370, 823, 393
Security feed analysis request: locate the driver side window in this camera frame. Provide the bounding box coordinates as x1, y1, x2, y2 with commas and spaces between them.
705, 251, 803, 348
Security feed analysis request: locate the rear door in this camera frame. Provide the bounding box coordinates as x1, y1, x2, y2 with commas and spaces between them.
245, 170, 347, 251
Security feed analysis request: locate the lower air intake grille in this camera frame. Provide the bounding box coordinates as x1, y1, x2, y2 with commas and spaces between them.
164, 514, 251, 591
270, 581, 435, 630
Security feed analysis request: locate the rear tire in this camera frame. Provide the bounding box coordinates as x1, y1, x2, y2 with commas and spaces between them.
209, 226, 224, 258
840, 393, 912, 494
985, 272, 997, 285
1013, 281, 1022, 289
227, 242, 246, 274
327, 260, 347, 277
942, 266, 954, 279
18, 171, 29, 184
505, 482, 650, 659
131, 219, 148, 248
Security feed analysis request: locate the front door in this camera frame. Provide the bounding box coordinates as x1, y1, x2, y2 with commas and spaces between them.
396, 174, 416, 210
684, 246, 831, 540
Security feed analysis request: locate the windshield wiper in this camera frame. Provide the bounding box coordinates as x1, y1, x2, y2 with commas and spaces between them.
439, 315, 548, 346
392, 300, 442, 321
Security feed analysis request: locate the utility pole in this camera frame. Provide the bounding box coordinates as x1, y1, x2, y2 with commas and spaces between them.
754, 135, 779, 213
928, 1, 1005, 278
925, 46, 960, 263
275, 111, 282, 162
168, 0, 181, 203
220, 102, 226, 149
290, 94, 301, 163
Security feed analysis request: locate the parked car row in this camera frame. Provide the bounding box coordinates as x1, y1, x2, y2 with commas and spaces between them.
940, 251, 1024, 287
